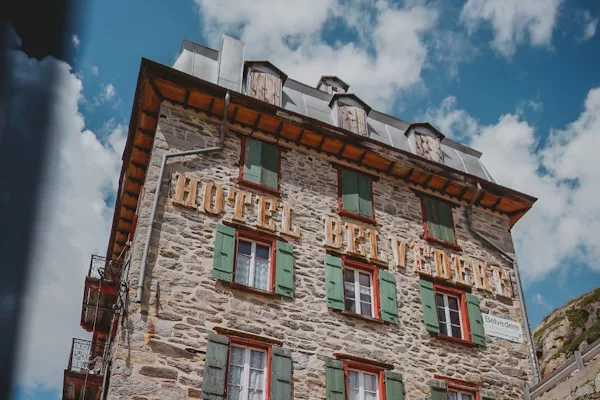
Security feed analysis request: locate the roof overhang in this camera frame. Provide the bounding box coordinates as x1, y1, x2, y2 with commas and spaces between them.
106, 58, 537, 260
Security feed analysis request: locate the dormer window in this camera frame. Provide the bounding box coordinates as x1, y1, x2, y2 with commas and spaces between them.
316, 76, 349, 95
244, 62, 287, 107
330, 94, 371, 137
405, 123, 445, 164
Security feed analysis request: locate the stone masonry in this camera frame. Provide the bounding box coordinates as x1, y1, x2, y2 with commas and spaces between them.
106, 101, 534, 400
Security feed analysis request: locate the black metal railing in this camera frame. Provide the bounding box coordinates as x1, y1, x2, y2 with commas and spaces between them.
88, 255, 121, 282
67, 338, 92, 372
67, 338, 106, 376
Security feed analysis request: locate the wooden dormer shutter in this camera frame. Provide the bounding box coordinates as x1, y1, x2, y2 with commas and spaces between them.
338, 104, 367, 136
249, 70, 282, 106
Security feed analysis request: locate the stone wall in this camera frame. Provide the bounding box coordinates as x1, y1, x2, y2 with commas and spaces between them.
106, 102, 534, 400
536, 355, 600, 399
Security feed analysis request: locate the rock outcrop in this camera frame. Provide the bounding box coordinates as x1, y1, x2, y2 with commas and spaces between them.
534, 287, 600, 379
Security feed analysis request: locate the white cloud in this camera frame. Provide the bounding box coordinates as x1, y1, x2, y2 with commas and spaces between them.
533, 293, 553, 311
581, 10, 598, 41
7, 29, 126, 388
460, 0, 563, 57
91, 65, 99, 76
195, 0, 439, 110
93, 82, 118, 106
424, 88, 600, 283
72, 34, 81, 49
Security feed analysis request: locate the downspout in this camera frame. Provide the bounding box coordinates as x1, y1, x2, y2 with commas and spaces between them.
465, 186, 540, 385
135, 91, 230, 302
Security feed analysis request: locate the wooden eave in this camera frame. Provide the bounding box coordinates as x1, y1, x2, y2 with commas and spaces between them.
106, 58, 537, 260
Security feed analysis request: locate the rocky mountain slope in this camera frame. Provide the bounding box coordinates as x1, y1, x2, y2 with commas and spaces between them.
534, 287, 600, 379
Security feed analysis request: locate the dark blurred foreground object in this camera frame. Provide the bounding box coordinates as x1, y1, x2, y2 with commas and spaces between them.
0, 0, 80, 395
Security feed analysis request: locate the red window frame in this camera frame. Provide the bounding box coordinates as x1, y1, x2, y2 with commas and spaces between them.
238, 135, 282, 196
343, 359, 386, 400
341, 257, 381, 321
337, 167, 377, 225
221, 332, 276, 400
433, 283, 474, 346
434, 375, 480, 400
419, 195, 460, 250
231, 230, 278, 296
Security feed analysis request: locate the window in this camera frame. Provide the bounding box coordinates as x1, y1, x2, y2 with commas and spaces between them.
448, 390, 475, 400
344, 268, 375, 318
212, 225, 295, 298
201, 331, 293, 400
418, 280, 486, 346
436, 292, 463, 339
421, 195, 457, 246
430, 376, 483, 400
324, 255, 399, 324
241, 137, 280, 192
235, 239, 271, 292
339, 169, 374, 221
227, 345, 267, 400
348, 369, 379, 400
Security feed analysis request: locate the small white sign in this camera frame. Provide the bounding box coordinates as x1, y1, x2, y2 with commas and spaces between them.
483, 313, 524, 343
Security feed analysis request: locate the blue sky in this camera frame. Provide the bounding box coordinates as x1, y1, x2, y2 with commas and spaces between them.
10, 0, 600, 399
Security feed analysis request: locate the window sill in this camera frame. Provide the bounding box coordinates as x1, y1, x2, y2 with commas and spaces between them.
436, 333, 477, 347
424, 235, 461, 251
238, 179, 280, 197
338, 209, 377, 225
340, 310, 385, 325
224, 281, 279, 298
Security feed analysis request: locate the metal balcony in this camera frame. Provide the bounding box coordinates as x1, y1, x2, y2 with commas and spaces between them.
88, 255, 121, 282
81, 255, 120, 334
62, 338, 104, 400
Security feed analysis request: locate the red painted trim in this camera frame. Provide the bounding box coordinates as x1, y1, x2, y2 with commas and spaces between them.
342, 360, 387, 400
341, 257, 380, 319
234, 229, 277, 293
433, 283, 473, 345
434, 375, 480, 400
239, 135, 282, 196
337, 167, 377, 224
420, 195, 460, 248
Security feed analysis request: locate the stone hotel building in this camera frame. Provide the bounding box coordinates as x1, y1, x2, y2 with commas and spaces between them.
61, 36, 540, 400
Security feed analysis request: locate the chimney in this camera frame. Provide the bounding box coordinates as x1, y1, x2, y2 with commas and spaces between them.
216, 35, 246, 92
317, 76, 349, 95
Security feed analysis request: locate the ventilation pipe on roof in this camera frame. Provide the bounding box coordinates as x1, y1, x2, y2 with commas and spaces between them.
135, 91, 230, 303
465, 185, 540, 385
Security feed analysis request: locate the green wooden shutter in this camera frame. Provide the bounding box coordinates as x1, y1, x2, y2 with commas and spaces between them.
379, 270, 398, 324
385, 371, 405, 400
431, 386, 448, 400
341, 170, 359, 214
201, 333, 230, 400
243, 138, 262, 184
324, 255, 344, 310
357, 174, 373, 218
261, 141, 279, 189
466, 293, 486, 346
275, 241, 294, 298
270, 346, 292, 400
437, 201, 456, 245
212, 224, 235, 282
419, 279, 440, 334
325, 359, 345, 400
423, 196, 442, 241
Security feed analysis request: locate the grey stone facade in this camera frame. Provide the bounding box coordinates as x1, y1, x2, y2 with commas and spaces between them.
106, 102, 533, 400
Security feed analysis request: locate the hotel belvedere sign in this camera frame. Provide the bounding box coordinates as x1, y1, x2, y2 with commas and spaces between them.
169, 173, 514, 298
482, 313, 524, 343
